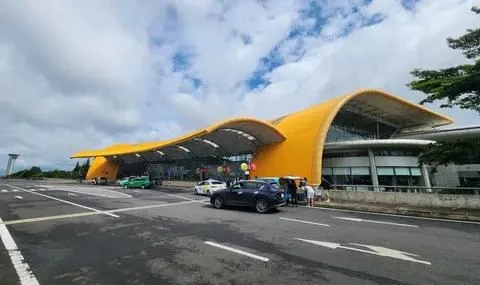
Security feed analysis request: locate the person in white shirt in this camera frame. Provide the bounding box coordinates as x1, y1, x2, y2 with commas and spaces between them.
304, 184, 315, 207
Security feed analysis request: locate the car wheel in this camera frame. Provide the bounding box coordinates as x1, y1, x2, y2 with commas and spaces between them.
255, 199, 269, 214
213, 196, 224, 209
194, 188, 198, 195
207, 190, 211, 197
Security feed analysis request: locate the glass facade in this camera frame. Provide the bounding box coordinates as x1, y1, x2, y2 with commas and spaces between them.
376, 167, 423, 191
326, 110, 397, 142
118, 154, 254, 182
322, 166, 372, 190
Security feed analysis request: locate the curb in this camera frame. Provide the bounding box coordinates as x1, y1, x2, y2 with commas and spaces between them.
314, 203, 480, 222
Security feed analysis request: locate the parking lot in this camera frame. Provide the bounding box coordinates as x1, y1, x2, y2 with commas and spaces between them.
1, 180, 480, 284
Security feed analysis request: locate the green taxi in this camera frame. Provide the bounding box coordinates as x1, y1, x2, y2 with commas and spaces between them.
123, 176, 152, 189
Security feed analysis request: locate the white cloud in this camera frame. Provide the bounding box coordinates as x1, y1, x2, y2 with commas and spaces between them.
0, 0, 478, 172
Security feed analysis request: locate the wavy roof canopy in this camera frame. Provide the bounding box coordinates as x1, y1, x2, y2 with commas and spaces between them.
252, 88, 454, 183
71, 118, 286, 160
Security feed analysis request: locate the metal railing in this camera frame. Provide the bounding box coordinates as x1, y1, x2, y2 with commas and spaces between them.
329, 184, 480, 195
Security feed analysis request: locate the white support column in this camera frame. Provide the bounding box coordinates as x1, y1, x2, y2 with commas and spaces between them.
368, 148, 379, 191
421, 164, 432, 192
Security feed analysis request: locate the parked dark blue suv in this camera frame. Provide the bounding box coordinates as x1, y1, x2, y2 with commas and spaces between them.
210, 180, 286, 213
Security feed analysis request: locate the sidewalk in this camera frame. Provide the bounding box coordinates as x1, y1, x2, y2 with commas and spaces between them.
310, 200, 480, 222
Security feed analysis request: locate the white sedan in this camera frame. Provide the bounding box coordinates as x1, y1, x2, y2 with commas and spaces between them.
194, 179, 227, 196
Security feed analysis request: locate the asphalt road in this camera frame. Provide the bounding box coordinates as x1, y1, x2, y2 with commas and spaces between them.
0, 181, 479, 285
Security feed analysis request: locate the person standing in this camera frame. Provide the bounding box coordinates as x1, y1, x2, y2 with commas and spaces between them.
305, 184, 315, 206
288, 179, 298, 207
320, 178, 332, 202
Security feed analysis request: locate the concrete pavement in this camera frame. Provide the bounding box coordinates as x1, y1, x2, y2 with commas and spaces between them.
0, 181, 479, 284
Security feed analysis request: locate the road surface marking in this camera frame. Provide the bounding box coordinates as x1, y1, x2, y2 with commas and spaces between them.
6, 184, 119, 218
57, 187, 132, 198
204, 241, 270, 262
1, 189, 8, 192
12, 189, 20, 192
0, 217, 40, 285
157, 191, 210, 204
302, 205, 480, 225
36, 185, 132, 198
68, 193, 78, 196
14, 196, 23, 200
333, 216, 418, 228
279, 217, 330, 227
295, 238, 431, 265
4, 200, 197, 225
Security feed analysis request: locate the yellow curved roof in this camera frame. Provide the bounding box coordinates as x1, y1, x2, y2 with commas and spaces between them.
78, 88, 454, 183
251, 88, 453, 183
71, 117, 286, 158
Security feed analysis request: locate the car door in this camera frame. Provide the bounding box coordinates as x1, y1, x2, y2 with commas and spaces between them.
133, 178, 142, 188
239, 182, 261, 206
225, 182, 246, 206
194, 182, 203, 194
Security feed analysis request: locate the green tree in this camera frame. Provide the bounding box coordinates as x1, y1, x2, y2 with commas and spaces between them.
408, 7, 480, 168
408, 6, 480, 112
419, 139, 480, 167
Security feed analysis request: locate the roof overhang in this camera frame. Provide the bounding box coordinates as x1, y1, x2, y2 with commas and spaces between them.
341, 93, 453, 131
71, 118, 285, 161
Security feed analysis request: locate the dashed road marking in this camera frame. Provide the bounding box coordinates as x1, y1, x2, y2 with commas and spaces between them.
0, 217, 40, 285
12, 189, 20, 192
14, 196, 23, 200
333, 216, 418, 228
4, 200, 198, 225
5, 184, 119, 218
204, 241, 270, 262
68, 193, 78, 196
279, 217, 330, 227
1, 190, 8, 192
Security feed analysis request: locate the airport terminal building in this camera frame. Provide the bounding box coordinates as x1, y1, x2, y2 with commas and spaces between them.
72, 89, 480, 189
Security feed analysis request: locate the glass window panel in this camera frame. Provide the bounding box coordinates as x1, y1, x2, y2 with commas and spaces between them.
322, 167, 333, 175
351, 167, 370, 175
410, 168, 422, 176
395, 167, 410, 176
333, 167, 350, 175
377, 167, 394, 176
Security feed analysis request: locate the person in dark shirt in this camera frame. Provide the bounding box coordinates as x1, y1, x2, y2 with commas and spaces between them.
288, 179, 298, 207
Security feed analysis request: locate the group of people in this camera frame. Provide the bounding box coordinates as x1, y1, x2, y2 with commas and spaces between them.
282, 177, 332, 207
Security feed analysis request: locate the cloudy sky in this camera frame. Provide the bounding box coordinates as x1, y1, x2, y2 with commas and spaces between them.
0, 0, 479, 172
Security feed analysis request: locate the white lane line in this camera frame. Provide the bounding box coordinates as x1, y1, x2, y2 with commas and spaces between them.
204, 241, 270, 262
157, 191, 210, 204
1, 189, 8, 192
302, 205, 480, 225
333, 216, 418, 228
12, 189, 20, 192
6, 184, 119, 218
279, 217, 330, 227
4, 200, 198, 225
0, 217, 40, 285
56, 187, 132, 199
68, 193, 78, 196
14, 196, 23, 200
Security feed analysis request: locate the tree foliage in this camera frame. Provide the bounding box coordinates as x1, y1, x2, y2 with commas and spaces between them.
418, 139, 480, 167
5, 159, 91, 180
408, 6, 480, 112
